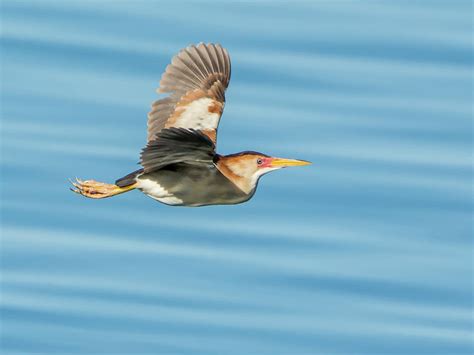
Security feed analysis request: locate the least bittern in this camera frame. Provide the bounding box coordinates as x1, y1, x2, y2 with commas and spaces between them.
71, 43, 310, 206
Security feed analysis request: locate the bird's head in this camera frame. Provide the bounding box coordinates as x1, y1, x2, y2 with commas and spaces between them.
218, 151, 311, 193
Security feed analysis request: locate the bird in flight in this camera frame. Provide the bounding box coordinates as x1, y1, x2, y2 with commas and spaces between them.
70, 43, 310, 207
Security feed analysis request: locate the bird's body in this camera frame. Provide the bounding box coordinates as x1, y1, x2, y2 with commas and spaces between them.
135, 162, 251, 207
71, 43, 310, 206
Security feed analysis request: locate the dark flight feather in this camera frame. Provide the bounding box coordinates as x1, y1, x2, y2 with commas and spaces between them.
115, 168, 144, 187
140, 128, 215, 173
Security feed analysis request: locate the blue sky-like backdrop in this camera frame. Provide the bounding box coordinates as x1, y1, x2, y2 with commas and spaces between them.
1, 1, 473, 354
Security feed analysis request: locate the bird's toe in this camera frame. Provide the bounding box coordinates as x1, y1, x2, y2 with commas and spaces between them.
69, 178, 121, 199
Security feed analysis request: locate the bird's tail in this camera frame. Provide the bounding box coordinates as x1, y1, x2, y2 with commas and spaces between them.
70, 178, 137, 199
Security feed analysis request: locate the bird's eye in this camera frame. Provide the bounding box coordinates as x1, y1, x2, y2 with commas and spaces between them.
257, 158, 263, 165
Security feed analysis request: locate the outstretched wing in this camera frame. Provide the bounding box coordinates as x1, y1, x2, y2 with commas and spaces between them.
147, 43, 231, 145
140, 128, 215, 173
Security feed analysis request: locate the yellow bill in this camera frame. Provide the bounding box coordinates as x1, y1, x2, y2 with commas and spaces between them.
270, 158, 312, 168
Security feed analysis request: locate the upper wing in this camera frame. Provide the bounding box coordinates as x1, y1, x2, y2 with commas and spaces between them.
147, 43, 231, 144
140, 128, 215, 173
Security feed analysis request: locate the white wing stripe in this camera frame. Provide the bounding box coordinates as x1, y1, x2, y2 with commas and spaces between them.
171, 97, 220, 130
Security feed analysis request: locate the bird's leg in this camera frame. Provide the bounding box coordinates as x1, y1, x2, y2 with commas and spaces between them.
69, 178, 136, 199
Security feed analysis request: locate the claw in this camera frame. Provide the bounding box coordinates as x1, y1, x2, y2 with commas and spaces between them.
69, 178, 86, 196
69, 179, 80, 190
68, 179, 80, 192
69, 187, 81, 194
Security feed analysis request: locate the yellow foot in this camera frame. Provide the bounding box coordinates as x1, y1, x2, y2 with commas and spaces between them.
69, 178, 135, 199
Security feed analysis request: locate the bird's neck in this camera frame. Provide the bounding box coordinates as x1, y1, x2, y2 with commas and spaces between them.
215, 156, 256, 194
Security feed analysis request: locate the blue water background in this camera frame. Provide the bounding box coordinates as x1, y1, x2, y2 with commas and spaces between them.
1, 1, 472, 353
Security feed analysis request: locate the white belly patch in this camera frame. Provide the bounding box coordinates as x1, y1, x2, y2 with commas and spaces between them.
137, 178, 183, 205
